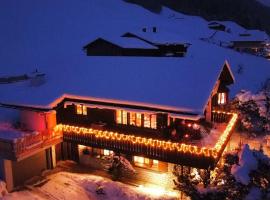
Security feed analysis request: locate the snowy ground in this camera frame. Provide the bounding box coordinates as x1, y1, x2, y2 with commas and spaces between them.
1, 172, 179, 200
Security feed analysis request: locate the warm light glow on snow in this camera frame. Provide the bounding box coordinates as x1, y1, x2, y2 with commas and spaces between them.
137, 185, 179, 198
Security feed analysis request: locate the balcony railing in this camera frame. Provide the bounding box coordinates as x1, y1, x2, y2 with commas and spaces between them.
14, 129, 62, 157
54, 111, 238, 169
0, 129, 63, 160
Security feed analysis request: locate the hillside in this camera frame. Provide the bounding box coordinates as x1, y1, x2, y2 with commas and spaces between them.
124, 0, 270, 35
0, 0, 269, 103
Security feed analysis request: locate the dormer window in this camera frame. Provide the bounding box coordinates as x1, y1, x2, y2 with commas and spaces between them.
218, 93, 226, 105
76, 104, 87, 115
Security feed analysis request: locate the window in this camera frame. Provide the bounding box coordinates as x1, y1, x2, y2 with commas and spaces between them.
218, 93, 226, 105
133, 156, 161, 171
76, 104, 82, 115
103, 149, 113, 156
116, 110, 156, 129
116, 110, 122, 124
76, 104, 87, 115
83, 105, 87, 115
153, 159, 159, 166
122, 111, 128, 125
134, 156, 145, 164
144, 114, 151, 128
150, 115, 157, 129
130, 112, 136, 126
136, 113, 142, 127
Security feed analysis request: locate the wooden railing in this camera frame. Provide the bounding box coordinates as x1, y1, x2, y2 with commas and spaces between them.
12, 129, 62, 159
212, 111, 231, 123
54, 111, 237, 169
63, 130, 215, 169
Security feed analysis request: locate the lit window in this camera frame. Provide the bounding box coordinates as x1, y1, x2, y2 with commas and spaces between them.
103, 149, 113, 156
218, 93, 226, 105
130, 112, 136, 126
136, 113, 142, 127
83, 105, 87, 115
144, 158, 150, 164
116, 110, 122, 124
134, 156, 144, 164
144, 114, 151, 128
76, 104, 82, 115
153, 160, 159, 165
150, 115, 157, 129
76, 104, 87, 115
122, 111, 128, 125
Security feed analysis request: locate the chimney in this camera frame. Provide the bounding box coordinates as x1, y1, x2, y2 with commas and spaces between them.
142, 28, 147, 32
153, 27, 157, 33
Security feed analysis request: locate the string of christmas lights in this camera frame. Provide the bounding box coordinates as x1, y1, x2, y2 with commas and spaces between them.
53, 111, 237, 159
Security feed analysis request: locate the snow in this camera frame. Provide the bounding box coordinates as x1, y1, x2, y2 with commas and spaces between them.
231, 144, 258, 185
122, 29, 188, 44
232, 30, 269, 42
1, 172, 178, 200
0, 56, 228, 115
0, 123, 26, 141
257, 0, 270, 7
0, 0, 269, 114
244, 187, 261, 200
87, 36, 158, 49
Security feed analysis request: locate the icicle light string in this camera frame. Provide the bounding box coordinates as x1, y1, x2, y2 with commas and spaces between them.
53, 111, 237, 159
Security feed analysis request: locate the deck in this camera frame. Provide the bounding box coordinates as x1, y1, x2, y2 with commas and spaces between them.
56, 111, 237, 169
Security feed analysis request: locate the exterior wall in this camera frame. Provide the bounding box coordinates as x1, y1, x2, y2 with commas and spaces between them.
85, 39, 122, 56
205, 80, 221, 122
12, 150, 47, 187
57, 105, 115, 127
57, 104, 167, 139
20, 110, 56, 132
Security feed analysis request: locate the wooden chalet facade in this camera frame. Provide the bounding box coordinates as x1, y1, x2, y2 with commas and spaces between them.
83, 28, 189, 57
0, 58, 236, 191
231, 33, 269, 56
83, 38, 160, 57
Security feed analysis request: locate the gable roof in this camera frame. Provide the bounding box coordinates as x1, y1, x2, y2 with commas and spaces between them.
232, 30, 269, 42
0, 56, 234, 117
84, 36, 158, 50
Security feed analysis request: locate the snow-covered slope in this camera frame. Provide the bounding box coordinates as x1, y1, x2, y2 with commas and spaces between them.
257, 0, 270, 7
0, 0, 269, 108
2, 172, 178, 200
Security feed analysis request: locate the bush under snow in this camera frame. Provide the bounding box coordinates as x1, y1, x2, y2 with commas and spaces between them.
231, 85, 270, 134
231, 144, 258, 185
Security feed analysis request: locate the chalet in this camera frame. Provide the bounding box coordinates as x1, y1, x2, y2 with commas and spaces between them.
0, 57, 236, 191
122, 27, 190, 57
83, 28, 190, 57
83, 37, 159, 57
231, 31, 269, 56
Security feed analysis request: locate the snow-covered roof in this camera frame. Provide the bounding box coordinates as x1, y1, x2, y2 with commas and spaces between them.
0, 56, 230, 115
0, 0, 269, 118
232, 30, 269, 42
85, 36, 158, 49
123, 29, 188, 45
0, 123, 27, 141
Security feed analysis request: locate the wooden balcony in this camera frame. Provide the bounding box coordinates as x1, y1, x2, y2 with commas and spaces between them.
56, 111, 238, 169
0, 129, 62, 161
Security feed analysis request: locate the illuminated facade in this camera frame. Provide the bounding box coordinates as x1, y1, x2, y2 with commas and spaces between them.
0, 60, 236, 191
